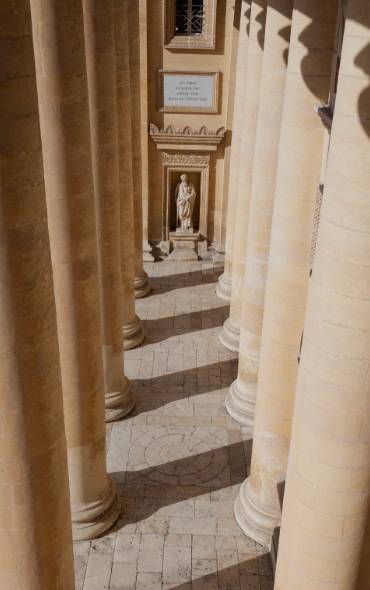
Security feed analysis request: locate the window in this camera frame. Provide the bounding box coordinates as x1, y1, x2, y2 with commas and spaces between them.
164, 0, 217, 50
175, 0, 204, 35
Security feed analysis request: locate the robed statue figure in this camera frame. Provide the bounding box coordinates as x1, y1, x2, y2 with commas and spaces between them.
175, 174, 196, 231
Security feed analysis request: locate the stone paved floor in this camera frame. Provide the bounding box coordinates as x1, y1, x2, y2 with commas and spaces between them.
74, 260, 273, 590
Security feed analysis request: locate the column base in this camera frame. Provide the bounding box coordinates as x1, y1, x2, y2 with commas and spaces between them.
123, 314, 145, 350
225, 378, 255, 429
213, 251, 225, 264
105, 376, 135, 422
72, 478, 121, 541
134, 270, 151, 299
143, 239, 155, 262
234, 478, 280, 548
212, 243, 225, 264
216, 271, 232, 301
219, 317, 240, 352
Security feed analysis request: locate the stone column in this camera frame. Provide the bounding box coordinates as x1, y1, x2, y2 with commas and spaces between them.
356, 512, 370, 589
83, 0, 135, 421
114, 0, 145, 349
128, 0, 152, 298
139, 0, 154, 263
234, 0, 338, 545
219, 0, 267, 351
0, 4, 74, 585
226, 0, 293, 426
217, 0, 251, 301
275, 5, 370, 587
31, 0, 120, 541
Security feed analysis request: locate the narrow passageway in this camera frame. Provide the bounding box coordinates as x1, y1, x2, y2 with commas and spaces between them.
74, 261, 273, 590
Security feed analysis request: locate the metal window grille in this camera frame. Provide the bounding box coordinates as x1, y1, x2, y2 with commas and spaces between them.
175, 0, 205, 35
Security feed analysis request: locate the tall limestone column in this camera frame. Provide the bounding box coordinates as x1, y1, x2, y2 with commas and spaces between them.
234, 0, 338, 545
226, 0, 293, 426
0, 3, 74, 586
31, 0, 120, 540
128, 0, 151, 298
357, 515, 370, 590
138, 0, 154, 263
83, 0, 135, 421
216, 0, 250, 300
220, 0, 267, 351
114, 0, 145, 349
275, 5, 370, 587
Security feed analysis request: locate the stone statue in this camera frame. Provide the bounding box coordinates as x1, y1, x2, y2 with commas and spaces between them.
175, 174, 196, 231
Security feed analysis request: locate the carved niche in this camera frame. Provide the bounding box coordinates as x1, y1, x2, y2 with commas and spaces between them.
149, 124, 226, 259
160, 152, 210, 259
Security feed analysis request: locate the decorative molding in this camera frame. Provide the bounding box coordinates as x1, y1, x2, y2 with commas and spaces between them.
150, 124, 225, 149
161, 153, 210, 167
164, 0, 217, 50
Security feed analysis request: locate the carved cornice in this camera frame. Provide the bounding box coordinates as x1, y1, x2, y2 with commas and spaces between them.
150, 124, 225, 148
162, 152, 210, 167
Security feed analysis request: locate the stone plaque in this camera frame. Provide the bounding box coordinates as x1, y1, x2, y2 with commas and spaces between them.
159, 71, 219, 113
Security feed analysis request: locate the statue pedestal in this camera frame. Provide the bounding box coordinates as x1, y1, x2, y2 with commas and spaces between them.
168, 231, 199, 261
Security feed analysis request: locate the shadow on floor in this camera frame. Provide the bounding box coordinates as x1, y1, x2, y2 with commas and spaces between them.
111, 440, 252, 528
142, 307, 230, 345
166, 555, 273, 589
149, 269, 223, 296
129, 359, 238, 414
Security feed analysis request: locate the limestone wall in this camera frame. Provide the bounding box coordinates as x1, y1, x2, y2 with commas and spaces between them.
147, 0, 238, 245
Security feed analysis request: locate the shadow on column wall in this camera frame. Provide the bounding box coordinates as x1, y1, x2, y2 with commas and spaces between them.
253, 0, 339, 100
355, 41, 370, 138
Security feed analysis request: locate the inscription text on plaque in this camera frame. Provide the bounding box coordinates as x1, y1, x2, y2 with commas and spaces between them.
159, 71, 219, 114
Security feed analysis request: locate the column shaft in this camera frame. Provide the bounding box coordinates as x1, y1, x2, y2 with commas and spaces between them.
138, 0, 154, 262
213, 0, 242, 264
217, 0, 251, 301
0, 2, 74, 585
128, 0, 151, 298
220, 0, 267, 351
235, 0, 338, 545
226, 0, 293, 428
356, 513, 370, 589
275, 5, 370, 587
83, 0, 135, 421
31, 0, 120, 541
114, 0, 145, 348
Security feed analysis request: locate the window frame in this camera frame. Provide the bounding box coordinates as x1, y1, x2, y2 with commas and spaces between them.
164, 0, 217, 50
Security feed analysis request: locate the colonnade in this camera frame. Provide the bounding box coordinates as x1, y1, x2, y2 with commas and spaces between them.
0, 0, 149, 586
2, 0, 370, 588
220, 0, 370, 588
